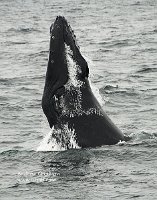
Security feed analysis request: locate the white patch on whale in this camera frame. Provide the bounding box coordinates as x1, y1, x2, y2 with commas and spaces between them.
60, 44, 104, 118
64, 44, 83, 89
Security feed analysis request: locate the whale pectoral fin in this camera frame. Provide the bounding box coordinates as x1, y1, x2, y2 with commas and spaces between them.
43, 98, 58, 128
42, 94, 59, 128
42, 85, 65, 128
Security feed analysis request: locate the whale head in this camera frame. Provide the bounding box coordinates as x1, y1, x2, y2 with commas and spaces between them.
42, 16, 89, 128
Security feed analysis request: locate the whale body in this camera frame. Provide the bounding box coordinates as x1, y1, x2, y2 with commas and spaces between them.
42, 16, 125, 148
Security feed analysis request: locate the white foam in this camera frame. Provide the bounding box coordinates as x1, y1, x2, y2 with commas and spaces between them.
36, 127, 62, 151
36, 125, 80, 152
117, 140, 126, 146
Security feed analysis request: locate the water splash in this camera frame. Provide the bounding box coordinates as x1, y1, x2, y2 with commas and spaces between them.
36, 125, 80, 152
37, 127, 59, 152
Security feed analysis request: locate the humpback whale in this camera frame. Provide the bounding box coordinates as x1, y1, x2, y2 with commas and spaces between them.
42, 16, 125, 148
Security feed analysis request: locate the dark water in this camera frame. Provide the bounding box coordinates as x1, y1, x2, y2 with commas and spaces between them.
0, 0, 157, 199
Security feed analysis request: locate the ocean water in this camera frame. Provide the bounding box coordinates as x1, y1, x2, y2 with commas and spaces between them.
0, 0, 157, 199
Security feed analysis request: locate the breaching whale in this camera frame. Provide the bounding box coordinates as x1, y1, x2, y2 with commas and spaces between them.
42, 16, 125, 148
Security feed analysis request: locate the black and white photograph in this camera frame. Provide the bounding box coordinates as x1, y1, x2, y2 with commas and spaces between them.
0, 0, 157, 199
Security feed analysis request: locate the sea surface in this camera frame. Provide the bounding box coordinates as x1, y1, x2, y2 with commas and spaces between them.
0, 0, 157, 199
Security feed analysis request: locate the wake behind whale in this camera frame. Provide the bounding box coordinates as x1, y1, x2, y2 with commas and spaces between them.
39, 16, 126, 150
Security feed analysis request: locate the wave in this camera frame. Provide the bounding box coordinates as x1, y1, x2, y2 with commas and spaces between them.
0, 140, 22, 144
0, 75, 45, 85
0, 149, 19, 156
131, 131, 157, 140
103, 84, 118, 90
118, 131, 157, 147
137, 67, 157, 73
29, 50, 49, 58
141, 29, 157, 36
98, 39, 138, 49
0, 77, 20, 85
8, 41, 28, 45
0, 149, 35, 156
17, 86, 38, 92
130, 1, 141, 6
7, 27, 40, 34
1, 103, 25, 111
100, 85, 139, 96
